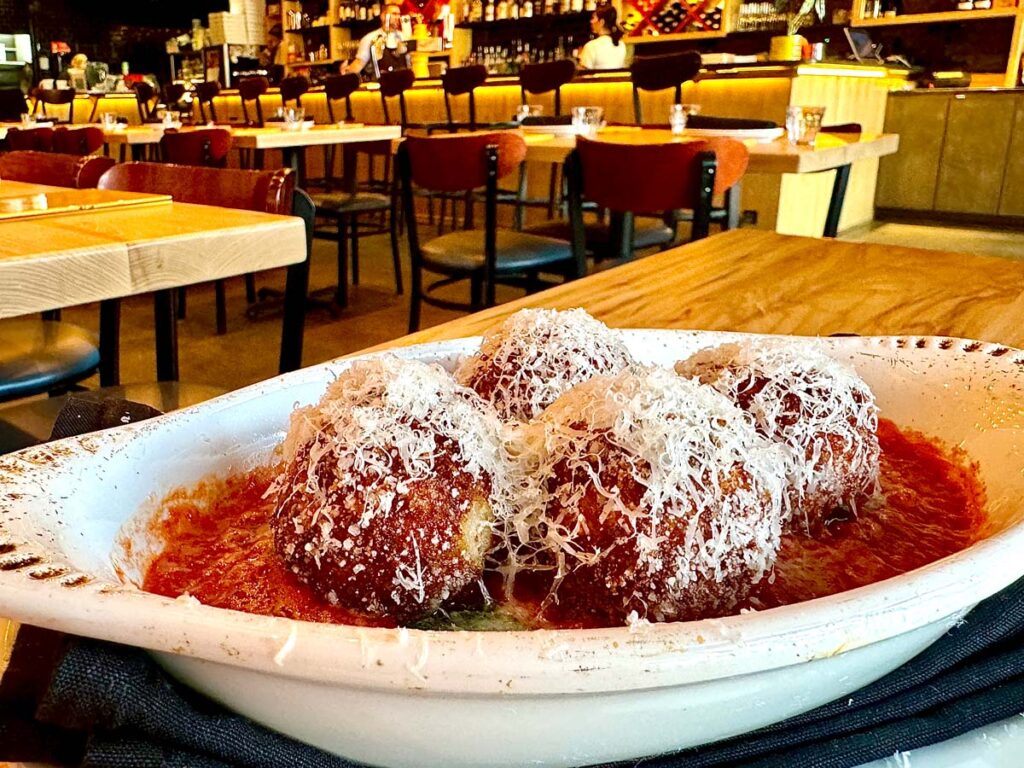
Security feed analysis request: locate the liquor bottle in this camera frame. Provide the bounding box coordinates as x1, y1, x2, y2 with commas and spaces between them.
484, 0, 495, 21
584, 0, 596, 9
543, 0, 554, 13
570, 0, 583, 11
497, 0, 509, 19
523, 0, 534, 16
357, 1, 368, 20
470, 0, 484, 21
510, 0, 520, 19
560, 0, 571, 13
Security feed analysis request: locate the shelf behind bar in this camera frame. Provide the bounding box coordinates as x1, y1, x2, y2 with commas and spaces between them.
851, 7, 1021, 26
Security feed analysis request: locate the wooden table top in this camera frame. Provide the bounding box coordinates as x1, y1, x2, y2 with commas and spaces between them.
101, 123, 402, 147
374, 229, 1024, 351
521, 129, 901, 174
0, 201, 305, 319
0, 182, 170, 221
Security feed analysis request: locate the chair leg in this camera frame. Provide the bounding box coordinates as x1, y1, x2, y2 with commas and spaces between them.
335, 214, 349, 308
390, 205, 404, 296
547, 162, 559, 220
438, 195, 448, 236
470, 274, 484, 311
350, 216, 360, 286
176, 287, 187, 319
41, 309, 61, 321
215, 280, 227, 335
408, 289, 421, 333
98, 298, 121, 387
245, 274, 257, 304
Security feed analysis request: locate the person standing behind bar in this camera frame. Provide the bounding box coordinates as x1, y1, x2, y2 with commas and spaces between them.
343, 3, 409, 79
578, 3, 626, 70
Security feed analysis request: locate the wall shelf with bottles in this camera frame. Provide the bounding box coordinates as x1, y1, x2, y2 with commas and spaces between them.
456, 10, 590, 29
629, 29, 728, 42
851, 6, 1020, 25
285, 25, 334, 32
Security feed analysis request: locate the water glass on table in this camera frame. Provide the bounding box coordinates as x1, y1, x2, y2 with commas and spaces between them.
100, 112, 119, 131
19, 113, 35, 128
669, 103, 701, 135
786, 105, 826, 146
515, 104, 543, 122
572, 106, 604, 138
282, 107, 306, 130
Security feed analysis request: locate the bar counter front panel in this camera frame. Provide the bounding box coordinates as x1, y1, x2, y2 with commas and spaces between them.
66, 63, 904, 237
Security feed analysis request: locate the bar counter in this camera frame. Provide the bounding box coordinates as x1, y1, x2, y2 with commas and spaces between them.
63, 61, 908, 236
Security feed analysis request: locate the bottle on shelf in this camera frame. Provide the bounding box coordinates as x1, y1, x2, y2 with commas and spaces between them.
522, 0, 534, 16
584, 0, 596, 10
484, 0, 495, 21
497, 0, 509, 19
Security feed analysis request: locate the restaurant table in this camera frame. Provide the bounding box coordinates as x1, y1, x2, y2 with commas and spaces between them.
0, 196, 307, 380
520, 129, 901, 238
0, 180, 171, 220
4, 228, 1024, 768
101, 124, 403, 172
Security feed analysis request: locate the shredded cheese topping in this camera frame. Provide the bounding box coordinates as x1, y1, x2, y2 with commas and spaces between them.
455, 308, 636, 422
511, 365, 790, 621
270, 356, 514, 616
675, 342, 880, 530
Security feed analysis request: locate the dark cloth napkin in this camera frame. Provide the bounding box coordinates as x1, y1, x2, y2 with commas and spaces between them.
4, 395, 1024, 767
686, 115, 780, 132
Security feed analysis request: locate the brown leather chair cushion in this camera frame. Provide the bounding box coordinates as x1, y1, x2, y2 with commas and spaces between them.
0, 320, 100, 402
311, 191, 391, 214
421, 229, 573, 273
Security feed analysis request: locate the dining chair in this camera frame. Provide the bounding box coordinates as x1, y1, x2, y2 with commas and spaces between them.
0, 88, 28, 122
159, 128, 232, 168
630, 51, 702, 124
163, 83, 188, 115
238, 76, 270, 170
398, 132, 584, 332
32, 87, 76, 123
556, 135, 749, 261
194, 81, 221, 123
0, 151, 115, 188
311, 73, 361, 191
97, 163, 296, 358
4, 126, 54, 152
132, 81, 160, 123
279, 75, 310, 109
51, 126, 104, 155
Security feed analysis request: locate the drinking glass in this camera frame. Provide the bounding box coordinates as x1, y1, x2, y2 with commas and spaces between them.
515, 104, 543, 122
100, 112, 118, 130
19, 113, 34, 128
572, 106, 604, 137
786, 105, 826, 146
283, 107, 306, 128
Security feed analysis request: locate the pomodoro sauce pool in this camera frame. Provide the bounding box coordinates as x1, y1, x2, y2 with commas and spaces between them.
141, 419, 986, 629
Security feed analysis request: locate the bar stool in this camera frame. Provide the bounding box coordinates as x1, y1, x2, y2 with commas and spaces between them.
51, 126, 104, 155
4, 126, 54, 152
565, 135, 749, 261
195, 81, 221, 123
630, 51, 702, 124
32, 87, 76, 123
398, 132, 584, 332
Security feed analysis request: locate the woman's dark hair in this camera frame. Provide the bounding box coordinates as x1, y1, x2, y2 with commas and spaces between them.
594, 3, 624, 46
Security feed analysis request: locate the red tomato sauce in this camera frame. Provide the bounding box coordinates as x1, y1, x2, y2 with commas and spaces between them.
140, 418, 986, 629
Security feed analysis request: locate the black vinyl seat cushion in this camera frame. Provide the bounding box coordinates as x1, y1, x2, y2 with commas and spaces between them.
527, 217, 675, 253
0, 320, 100, 402
311, 191, 391, 214
421, 229, 574, 273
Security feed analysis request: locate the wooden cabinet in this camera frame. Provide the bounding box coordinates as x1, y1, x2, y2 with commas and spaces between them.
876, 90, 1024, 222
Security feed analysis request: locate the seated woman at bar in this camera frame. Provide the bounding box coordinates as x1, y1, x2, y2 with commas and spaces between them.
578, 3, 626, 71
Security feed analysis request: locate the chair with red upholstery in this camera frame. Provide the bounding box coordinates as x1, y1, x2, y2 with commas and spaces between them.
558, 135, 749, 261
4, 126, 54, 152
0, 151, 115, 188
99, 162, 294, 338
160, 128, 232, 167
52, 126, 105, 155
398, 132, 584, 331
630, 51, 702, 124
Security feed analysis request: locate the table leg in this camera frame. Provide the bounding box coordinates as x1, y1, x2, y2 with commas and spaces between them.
279, 259, 310, 375
98, 299, 120, 387
283, 146, 301, 175
725, 181, 742, 230
153, 290, 179, 382
823, 163, 852, 238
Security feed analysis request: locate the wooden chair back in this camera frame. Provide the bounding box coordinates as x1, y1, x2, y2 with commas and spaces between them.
163, 83, 187, 111
160, 128, 233, 167
33, 88, 76, 122
5, 126, 54, 152
98, 162, 294, 215
323, 74, 360, 123
195, 81, 221, 123
403, 131, 525, 193
441, 65, 487, 129
0, 151, 115, 188
133, 81, 158, 123
630, 51, 701, 124
519, 60, 576, 116
379, 68, 415, 128
279, 75, 310, 108
51, 126, 104, 155
238, 77, 269, 126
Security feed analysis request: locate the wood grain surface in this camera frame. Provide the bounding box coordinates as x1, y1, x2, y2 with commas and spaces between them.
0, 202, 306, 318
101, 124, 402, 148
372, 229, 1024, 351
